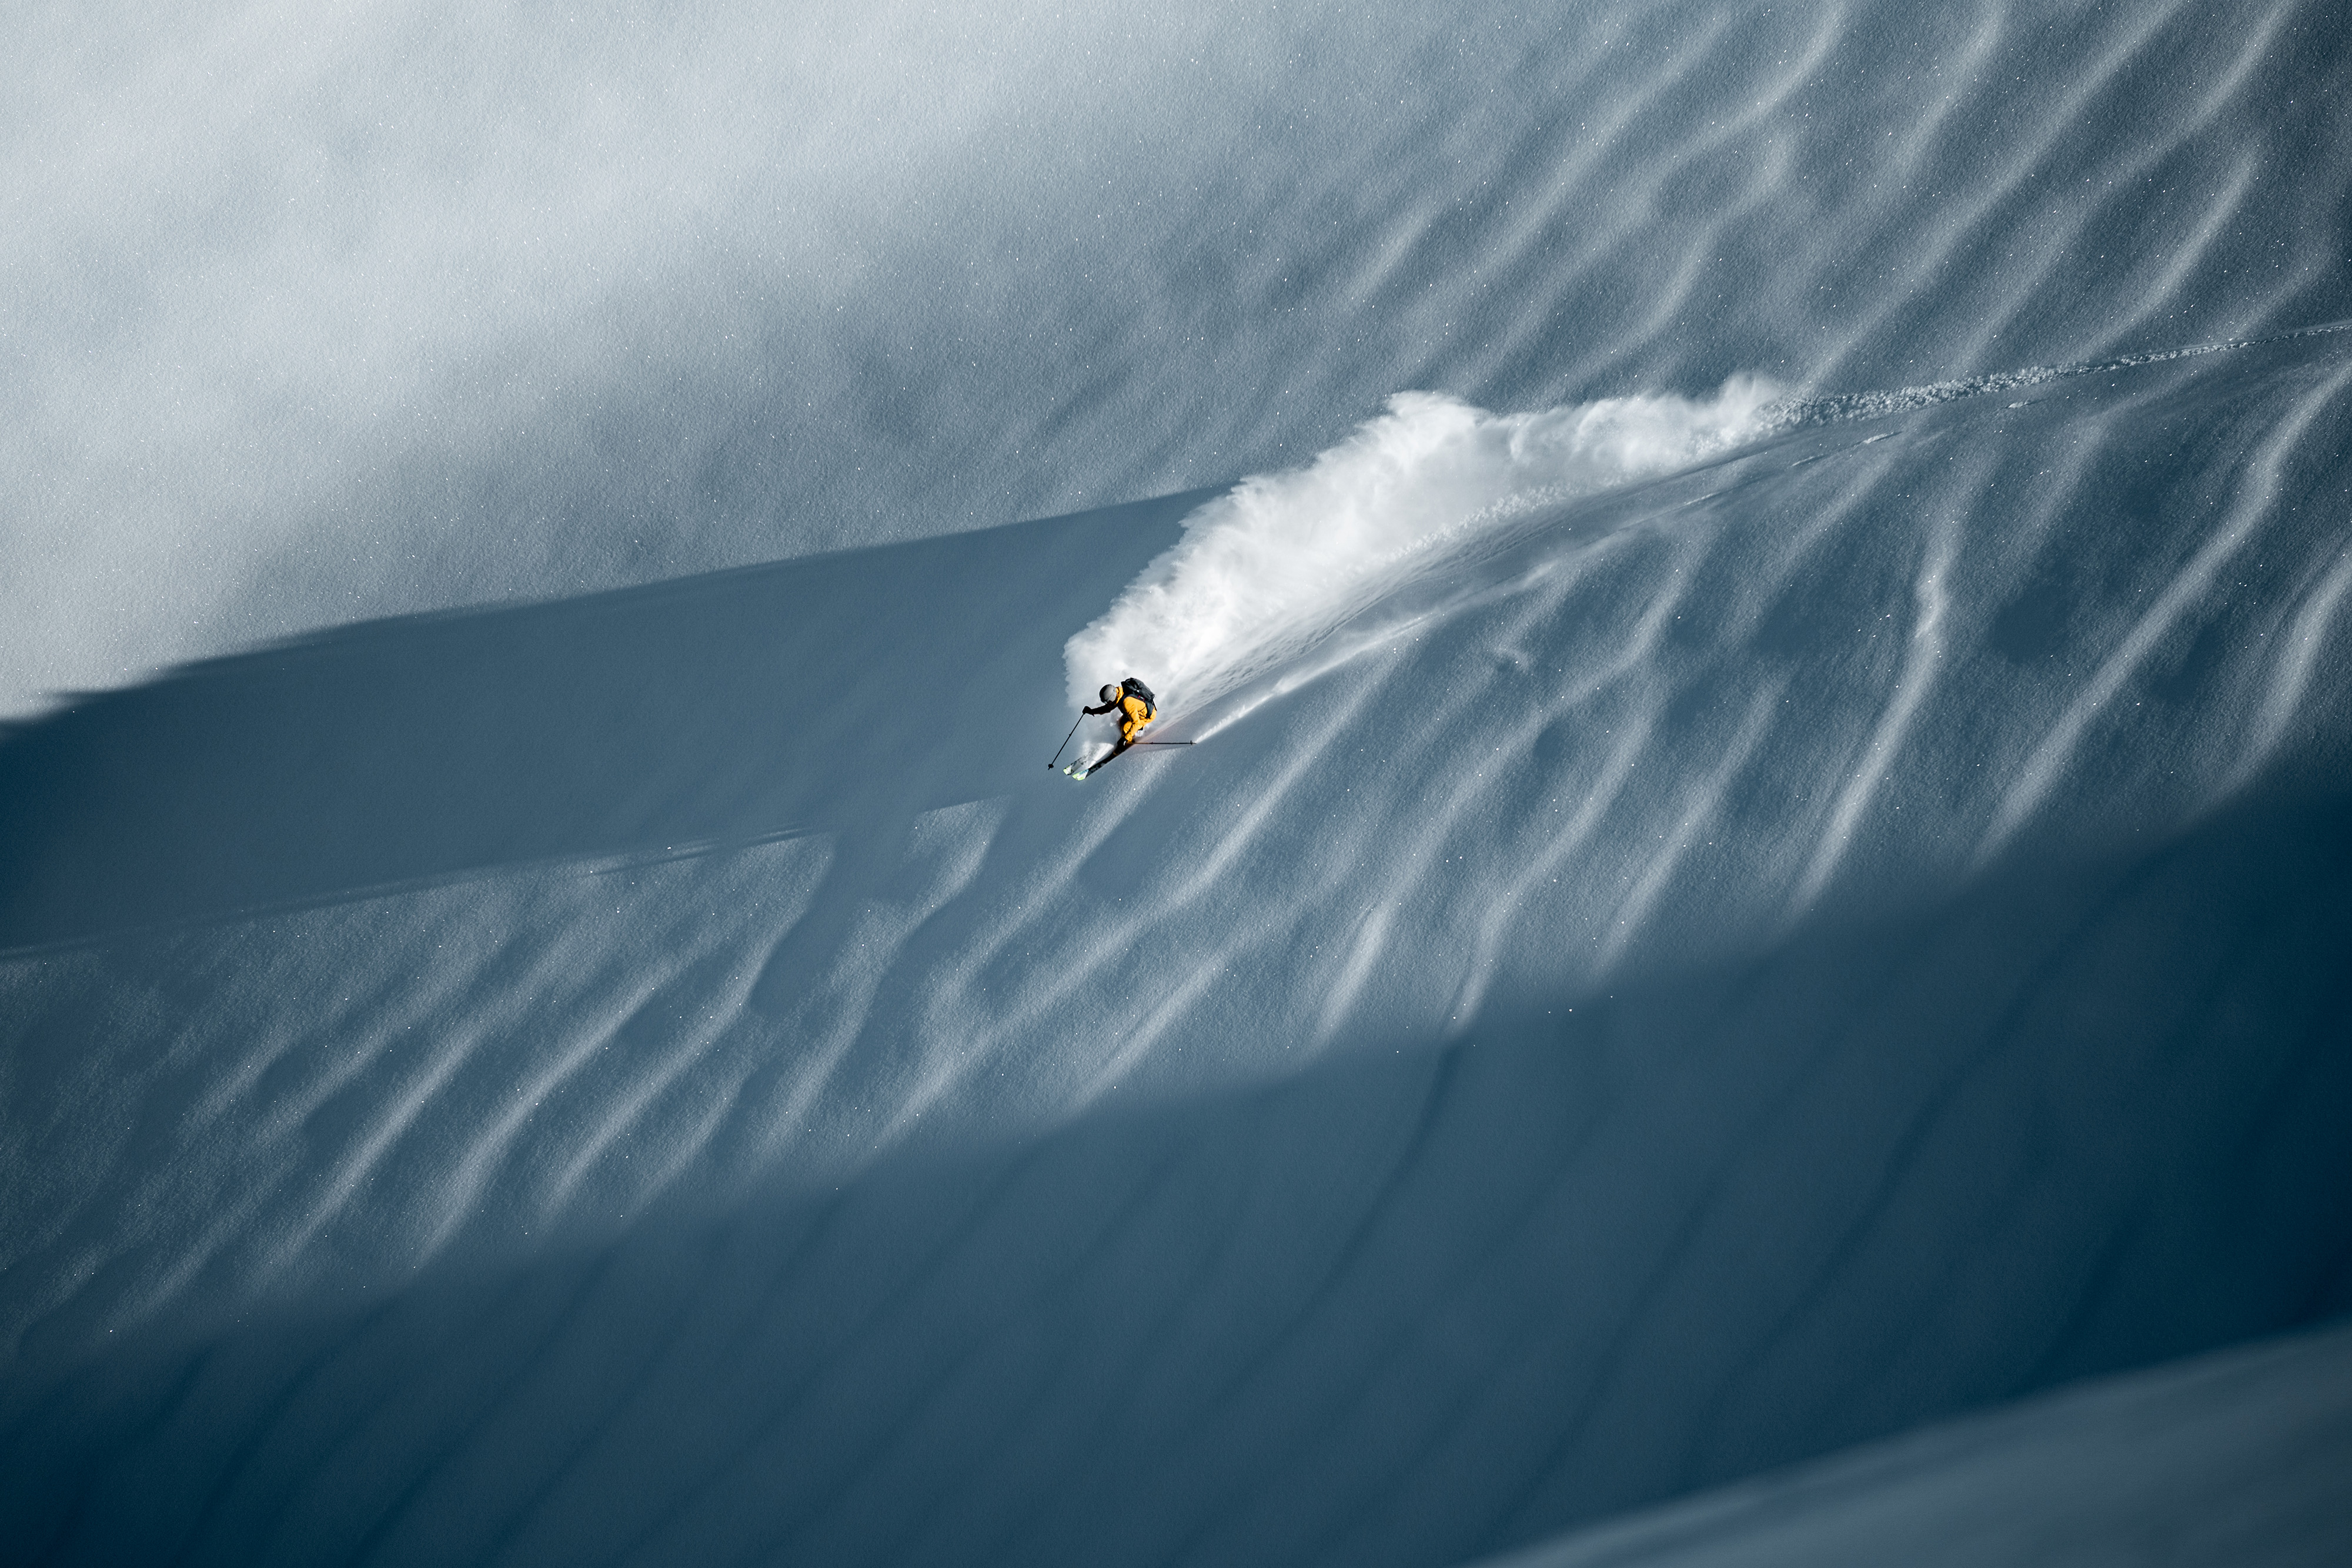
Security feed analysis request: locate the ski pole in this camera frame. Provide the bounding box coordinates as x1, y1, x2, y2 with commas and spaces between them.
1047, 713, 1085, 770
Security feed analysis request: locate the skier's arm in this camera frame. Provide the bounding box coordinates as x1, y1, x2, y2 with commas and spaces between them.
1081, 700, 1117, 716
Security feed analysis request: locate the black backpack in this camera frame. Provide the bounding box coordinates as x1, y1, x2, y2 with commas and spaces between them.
1120, 676, 1157, 718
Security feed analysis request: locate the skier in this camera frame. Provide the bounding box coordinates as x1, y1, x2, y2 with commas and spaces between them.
1069, 677, 1155, 778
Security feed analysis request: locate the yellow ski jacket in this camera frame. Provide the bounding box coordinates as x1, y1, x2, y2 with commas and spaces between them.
1113, 691, 1153, 742
1085, 686, 1156, 743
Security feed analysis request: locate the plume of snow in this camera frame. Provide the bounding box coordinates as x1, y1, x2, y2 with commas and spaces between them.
1065, 378, 1782, 715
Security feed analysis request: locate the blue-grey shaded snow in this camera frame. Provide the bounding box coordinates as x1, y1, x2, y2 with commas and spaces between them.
1472, 1322, 2352, 1568
5, 768, 2350, 1565
4, 330, 2350, 1566
5, 2, 2352, 1564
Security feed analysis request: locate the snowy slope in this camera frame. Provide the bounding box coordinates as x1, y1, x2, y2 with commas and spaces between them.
5, 0, 2349, 714
1475, 1321, 2352, 1568
6, 0, 2352, 1564
4, 327, 2350, 1566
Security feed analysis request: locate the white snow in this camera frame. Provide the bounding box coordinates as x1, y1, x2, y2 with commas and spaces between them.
1064, 380, 1782, 720
3, 1, 2351, 1564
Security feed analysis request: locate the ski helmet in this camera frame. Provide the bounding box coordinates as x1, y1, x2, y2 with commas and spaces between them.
1100, 684, 1121, 704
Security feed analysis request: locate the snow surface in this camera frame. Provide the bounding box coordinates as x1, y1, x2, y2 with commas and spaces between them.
1064, 379, 1781, 721
4, 1, 2352, 1565
1475, 1320, 2352, 1568
5, 0, 2350, 715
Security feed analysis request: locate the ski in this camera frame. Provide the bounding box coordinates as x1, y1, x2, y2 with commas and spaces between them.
1064, 740, 1188, 781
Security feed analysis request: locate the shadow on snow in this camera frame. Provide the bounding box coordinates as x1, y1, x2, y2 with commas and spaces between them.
0, 493, 1206, 954
5, 773, 2349, 1568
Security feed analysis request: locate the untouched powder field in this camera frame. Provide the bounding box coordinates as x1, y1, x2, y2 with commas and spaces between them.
4, 1, 2352, 1565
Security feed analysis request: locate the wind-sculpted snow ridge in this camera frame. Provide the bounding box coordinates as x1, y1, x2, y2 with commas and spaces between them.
5, 792, 2350, 1566
3, 331, 2351, 1566
1065, 324, 2352, 744
1064, 380, 1780, 726
8, 0, 2348, 715
6, 333, 2352, 1364
5, 0, 2352, 1556
1473, 1322, 2352, 1568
